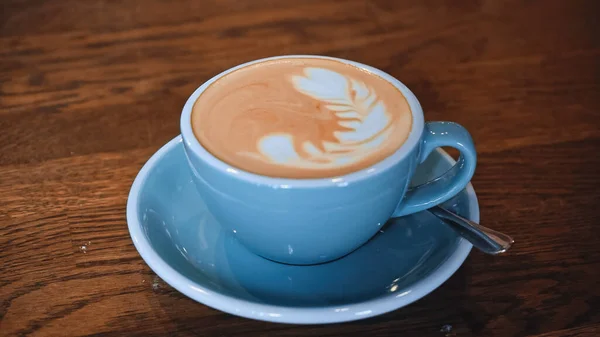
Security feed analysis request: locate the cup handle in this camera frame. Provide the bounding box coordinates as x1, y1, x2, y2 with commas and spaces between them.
392, 121, 477, 217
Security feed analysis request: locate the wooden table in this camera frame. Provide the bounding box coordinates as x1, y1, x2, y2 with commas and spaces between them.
2, 0, 599, 336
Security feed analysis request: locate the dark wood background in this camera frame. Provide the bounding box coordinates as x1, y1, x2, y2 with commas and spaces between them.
2, 0, 599, 336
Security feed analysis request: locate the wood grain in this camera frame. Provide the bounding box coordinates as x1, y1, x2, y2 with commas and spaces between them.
2, 0, 599, 336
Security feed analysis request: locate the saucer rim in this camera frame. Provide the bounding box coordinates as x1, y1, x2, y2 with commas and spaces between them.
127, 135, 476, 324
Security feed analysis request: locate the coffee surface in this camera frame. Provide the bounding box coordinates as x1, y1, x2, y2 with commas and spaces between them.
191, 57, 412, 178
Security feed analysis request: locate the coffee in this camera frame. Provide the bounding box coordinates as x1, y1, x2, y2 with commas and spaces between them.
191, 57, 412, 178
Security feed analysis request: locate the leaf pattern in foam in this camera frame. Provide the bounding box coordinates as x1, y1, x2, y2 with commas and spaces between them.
292, 68, 351, 105
292, 67, 390, 143
335, 100, 388, 143
248, 67, 392, 169
257, 133, 301, 164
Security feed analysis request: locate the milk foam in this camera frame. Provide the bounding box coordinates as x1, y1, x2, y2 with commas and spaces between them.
191, 58, 412, 178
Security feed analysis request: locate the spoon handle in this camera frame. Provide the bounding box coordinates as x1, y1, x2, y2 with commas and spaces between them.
429, 206, 514, 255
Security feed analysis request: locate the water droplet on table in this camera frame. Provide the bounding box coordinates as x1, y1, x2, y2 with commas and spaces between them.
440, 324, 455, 336
79, 241, 92, 254
152, 276, 161, 291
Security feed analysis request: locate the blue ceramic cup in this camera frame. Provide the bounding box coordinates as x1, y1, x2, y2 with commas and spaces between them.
181, 55, 476, 265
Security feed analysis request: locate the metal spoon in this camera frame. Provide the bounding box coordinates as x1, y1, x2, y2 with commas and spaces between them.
429, 206, 514, 255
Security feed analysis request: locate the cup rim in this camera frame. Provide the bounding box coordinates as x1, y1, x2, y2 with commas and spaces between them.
180, 55, 425, 188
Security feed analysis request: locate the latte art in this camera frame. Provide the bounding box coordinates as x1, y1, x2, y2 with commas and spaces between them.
191, 58, 412, 178
244, 68, 393, 169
